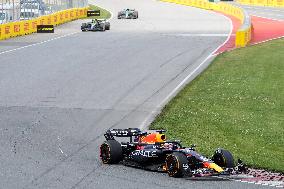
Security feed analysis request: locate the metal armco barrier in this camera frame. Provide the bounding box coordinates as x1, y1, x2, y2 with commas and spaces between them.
0, 7, 88, 41
37, 25, 54, 33
237, 0, 284, 7
159, 0, 252, 48
87, 10, 100, 17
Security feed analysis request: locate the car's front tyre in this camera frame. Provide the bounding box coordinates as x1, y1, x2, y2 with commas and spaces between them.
165, 152, 188, 177
212, 148, 235, 168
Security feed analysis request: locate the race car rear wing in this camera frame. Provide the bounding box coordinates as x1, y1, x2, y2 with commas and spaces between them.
104, 128, 146, 141
104, 128, 167, 142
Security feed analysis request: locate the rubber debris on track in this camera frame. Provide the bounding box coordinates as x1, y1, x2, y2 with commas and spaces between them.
238, 169, 284, 188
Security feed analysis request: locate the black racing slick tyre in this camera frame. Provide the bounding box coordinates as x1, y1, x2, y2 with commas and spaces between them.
99, 24, 106, 31
212, 148, 235, 168
134, 11, 138, 19
105, 23, 110, 30
100, 140, 122, 164
165, 152, 188, 177
117, 12, 122, 19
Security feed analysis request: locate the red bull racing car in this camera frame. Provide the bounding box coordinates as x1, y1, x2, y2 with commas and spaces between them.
100, 128, 247, 177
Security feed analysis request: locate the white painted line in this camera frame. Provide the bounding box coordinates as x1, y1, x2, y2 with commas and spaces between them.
250, 14, 284, 22
139, 14, 233, 130
89, 1, 114, 21
168, 33, 234, 37
244, 6, 284, 13
100, 6, 114, 20
0, 32, 79, 56
156, 14, 233, 107
0, 5, 114, 56
251, 14, 284, 21
59, 147, 64, 154
251, 34, 284, 46
109, 8, 114, 20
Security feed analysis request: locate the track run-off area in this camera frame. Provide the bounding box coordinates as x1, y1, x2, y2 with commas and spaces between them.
0, 0, 281, 189
235, 3, 284, 45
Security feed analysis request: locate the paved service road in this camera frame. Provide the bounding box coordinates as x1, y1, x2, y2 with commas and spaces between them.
0, 0, 272, 188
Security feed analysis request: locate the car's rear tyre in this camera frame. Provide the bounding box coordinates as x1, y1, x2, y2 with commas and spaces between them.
165, 152, 188, 177
117, 12, 122, 19
100, 140, 122, 164
134, 11, 138, 19
212, 148, 235, 168
99, 24, 105, 31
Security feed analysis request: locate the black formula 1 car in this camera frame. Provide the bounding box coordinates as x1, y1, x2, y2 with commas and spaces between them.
100, 128, 247, 177
81, 19, 110, 32
117, 9, 138, 19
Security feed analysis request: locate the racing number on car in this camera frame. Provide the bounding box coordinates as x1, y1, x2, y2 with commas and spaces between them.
183, 163, 189, 170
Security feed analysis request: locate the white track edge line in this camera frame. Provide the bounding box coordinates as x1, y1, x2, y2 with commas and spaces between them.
251, 35, 284, 45
248, 14, 284, 45
0, 6, 114, 56
251, 14, 284, 21
0, 32, 79, 55
139, 13, 233, 130
139, 9, 284, 188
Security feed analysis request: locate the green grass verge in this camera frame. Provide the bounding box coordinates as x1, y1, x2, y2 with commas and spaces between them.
87, 4, 111, 19
150, 38, 284, 173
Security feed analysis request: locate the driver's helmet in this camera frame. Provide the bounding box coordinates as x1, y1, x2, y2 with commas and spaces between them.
126, 8, 129, 11
164, 143, 173, 150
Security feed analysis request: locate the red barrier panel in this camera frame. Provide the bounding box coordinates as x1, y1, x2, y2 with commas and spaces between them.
13, 23, 21, 37
31, 19, 38, 33
4, 24, 12, 39
23, 21, 30, 34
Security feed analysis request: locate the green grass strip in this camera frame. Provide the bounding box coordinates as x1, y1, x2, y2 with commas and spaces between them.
87, 4, 112, 19
150, 38, 284, 173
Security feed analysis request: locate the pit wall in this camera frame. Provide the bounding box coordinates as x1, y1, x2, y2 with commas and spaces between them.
0, 7, 88, 41
160, 0, 252, 47
237, 0, 284, 7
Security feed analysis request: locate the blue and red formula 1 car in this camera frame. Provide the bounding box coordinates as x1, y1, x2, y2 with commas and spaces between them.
100, 128, 247, 177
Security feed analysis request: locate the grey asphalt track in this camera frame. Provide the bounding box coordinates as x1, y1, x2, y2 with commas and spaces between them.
234, 3, 284, 20
0, 0, 274, 189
